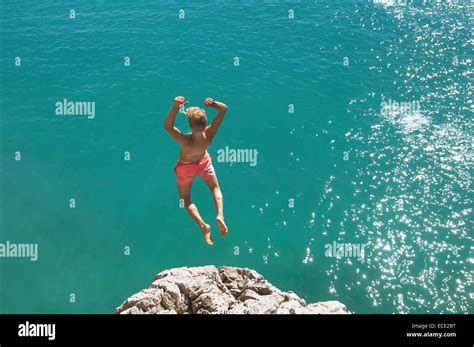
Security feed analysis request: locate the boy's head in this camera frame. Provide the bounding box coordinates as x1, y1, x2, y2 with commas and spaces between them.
186, 107, 207, 131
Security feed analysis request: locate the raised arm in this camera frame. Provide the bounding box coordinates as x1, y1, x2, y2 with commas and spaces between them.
204, 98, 228, 141
164, 96, 187, 144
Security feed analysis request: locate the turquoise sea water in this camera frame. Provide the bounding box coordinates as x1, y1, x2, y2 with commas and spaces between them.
0, 0, 472, 314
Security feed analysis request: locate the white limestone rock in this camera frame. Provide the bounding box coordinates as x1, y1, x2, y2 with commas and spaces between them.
115, 266, 349, 315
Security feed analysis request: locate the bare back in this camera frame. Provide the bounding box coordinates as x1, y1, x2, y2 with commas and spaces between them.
179, 132, 211, 163
165, 97, 228, 163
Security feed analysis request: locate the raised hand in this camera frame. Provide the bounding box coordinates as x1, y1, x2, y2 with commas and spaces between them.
173, 96, 187, 108
203, 97, 214, 108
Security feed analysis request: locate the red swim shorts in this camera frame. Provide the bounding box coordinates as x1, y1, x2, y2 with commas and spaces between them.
174, 152, 216, 185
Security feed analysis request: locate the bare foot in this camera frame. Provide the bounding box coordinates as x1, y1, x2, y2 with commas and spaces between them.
200, 224, 213, 246
216, 216, 228, 237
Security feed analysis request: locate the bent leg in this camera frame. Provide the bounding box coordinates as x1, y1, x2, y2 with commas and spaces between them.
202, 175, 228, 236
177, 182, 213, 245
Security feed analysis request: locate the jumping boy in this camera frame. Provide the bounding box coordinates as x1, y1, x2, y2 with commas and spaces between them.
164, 96, 229, 245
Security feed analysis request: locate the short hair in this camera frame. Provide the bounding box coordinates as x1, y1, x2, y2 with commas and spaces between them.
186, 107, 207, 131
